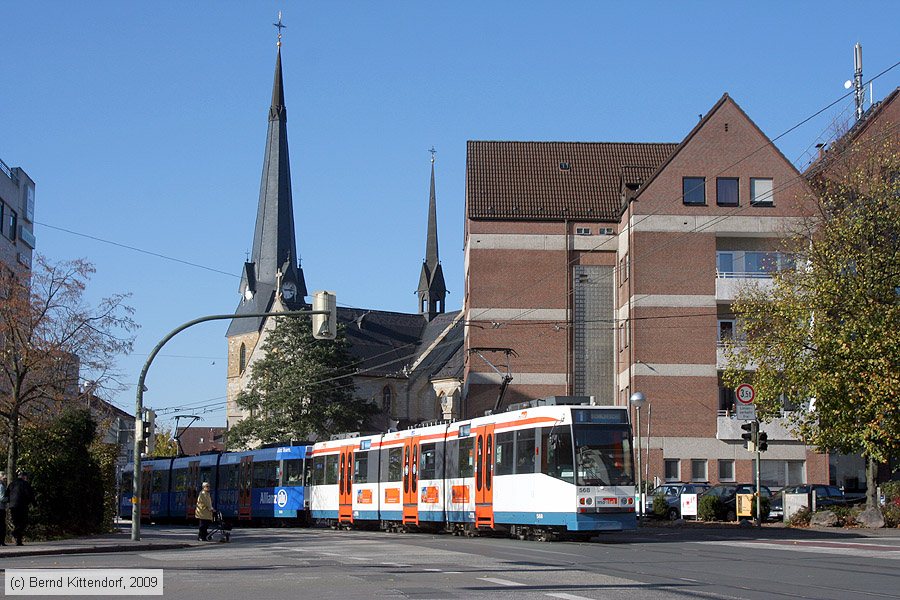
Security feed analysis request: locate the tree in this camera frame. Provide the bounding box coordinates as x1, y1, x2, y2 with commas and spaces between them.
18, 408, 113, 537
0, 256, 137, 477
228, 314, 376, 448
153, 426, 179, 457
723, 139, 900, 509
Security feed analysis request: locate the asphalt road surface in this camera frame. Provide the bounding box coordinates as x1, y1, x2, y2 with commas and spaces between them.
3, 525, 899, 599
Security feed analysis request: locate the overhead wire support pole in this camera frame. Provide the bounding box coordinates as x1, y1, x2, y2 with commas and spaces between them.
131, 309, 329, 541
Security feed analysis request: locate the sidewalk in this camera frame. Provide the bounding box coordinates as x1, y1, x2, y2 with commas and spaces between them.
0, 525, 198, 558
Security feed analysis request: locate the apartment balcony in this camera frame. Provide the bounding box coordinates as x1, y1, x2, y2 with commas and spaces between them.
716, 271, 774, 302
716, 341, 758, 370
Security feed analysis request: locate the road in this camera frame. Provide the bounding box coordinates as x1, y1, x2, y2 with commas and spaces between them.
3, 525, 899, 599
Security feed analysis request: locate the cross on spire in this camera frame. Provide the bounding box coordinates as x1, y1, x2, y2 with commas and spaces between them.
274, 11, 286, 47
429, 146, 437, 164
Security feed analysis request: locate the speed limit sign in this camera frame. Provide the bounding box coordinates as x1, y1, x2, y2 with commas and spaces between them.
735, 383, 756, 404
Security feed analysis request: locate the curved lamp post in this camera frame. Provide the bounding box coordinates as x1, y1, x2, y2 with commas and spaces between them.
629, 391, 646, 518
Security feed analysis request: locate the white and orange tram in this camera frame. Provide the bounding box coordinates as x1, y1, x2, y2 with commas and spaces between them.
308, 397, 637, 539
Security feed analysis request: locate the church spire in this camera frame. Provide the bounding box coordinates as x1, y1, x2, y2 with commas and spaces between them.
417, 148, 446, 320
229, 17, 306, 337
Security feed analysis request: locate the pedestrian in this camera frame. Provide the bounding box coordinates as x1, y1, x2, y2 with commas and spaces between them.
7, 470, 35, 546
0, 471, 8, 546
195, 482, 213, 541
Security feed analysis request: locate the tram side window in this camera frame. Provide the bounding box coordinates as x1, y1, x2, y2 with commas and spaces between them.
121, 471, 132, 491
458, 437, 475, 478
384, 447, 402, 482
541, 427, 575, 483
445, 439, 460, 478
309, 456, 325, 486
253, 461, 278, 488
152, 470, 166, 493
494, 432, 515, 476
172, 469, 187, 492
324, 454, 339, 485
284, 459, 304, 485
515, 429, 536, 474
200, 467, 215, 490
354, 451, 369, 484
220, 464, 239, 489
420, 444, 437, 480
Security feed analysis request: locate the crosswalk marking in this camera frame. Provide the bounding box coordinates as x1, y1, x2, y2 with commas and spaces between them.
479, 577, 525, 586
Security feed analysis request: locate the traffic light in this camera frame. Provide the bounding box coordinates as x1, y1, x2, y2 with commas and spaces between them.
741, 420, 758, 452
757, 431, 768, 453
142, 409, 156, 455
312, 291, 337, 340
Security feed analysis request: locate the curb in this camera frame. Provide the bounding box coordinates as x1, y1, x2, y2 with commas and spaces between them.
0, 542, 193, 558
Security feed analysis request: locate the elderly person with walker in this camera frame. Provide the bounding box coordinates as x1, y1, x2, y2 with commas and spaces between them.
195, 482, 214, 541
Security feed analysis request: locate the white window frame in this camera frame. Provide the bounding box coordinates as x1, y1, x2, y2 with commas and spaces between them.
750, 177, 774, 206
575, 227, 591, 236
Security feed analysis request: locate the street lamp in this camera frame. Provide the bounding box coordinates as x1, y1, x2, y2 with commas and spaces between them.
629, 391, 646, 518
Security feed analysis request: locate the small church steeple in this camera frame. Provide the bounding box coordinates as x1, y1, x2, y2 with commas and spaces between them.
417, 149, 446, 320
228, 15, 306, 337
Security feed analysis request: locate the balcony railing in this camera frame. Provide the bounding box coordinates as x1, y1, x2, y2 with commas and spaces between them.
716, 272, 775, 301
0, 157, 17, 184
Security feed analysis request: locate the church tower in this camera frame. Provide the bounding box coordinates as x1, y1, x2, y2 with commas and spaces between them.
226, 22, 306, 430
416, 151, 446, 320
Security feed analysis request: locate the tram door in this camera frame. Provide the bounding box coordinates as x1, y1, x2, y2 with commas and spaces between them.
474, 424, 495, 528
402, 437, 419, 525
140, 465, 152, 518
338, 446, 354, 524
186, 460, 200, 518
238, 456, 253, 520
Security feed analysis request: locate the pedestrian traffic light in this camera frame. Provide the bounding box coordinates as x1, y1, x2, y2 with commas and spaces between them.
757, 431, 768, 453
741, 421, 758, 452
312, 291, 337, 340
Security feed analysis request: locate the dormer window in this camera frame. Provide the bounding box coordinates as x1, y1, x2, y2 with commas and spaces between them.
559, 162, 571, 171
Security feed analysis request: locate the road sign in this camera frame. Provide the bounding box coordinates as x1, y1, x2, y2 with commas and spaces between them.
736, 383, 755, 404
736, 403, 756, 421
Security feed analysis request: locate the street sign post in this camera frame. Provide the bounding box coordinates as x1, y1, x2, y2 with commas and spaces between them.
735, 383, 756, 421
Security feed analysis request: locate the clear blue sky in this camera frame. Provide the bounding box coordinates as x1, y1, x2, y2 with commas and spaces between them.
2, 2, 898, 429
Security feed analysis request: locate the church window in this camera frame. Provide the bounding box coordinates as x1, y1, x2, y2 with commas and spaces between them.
239, 343, 247, 374
382, 386, 393, 414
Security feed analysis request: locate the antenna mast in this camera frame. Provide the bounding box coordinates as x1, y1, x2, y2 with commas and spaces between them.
854, 42, 864, 121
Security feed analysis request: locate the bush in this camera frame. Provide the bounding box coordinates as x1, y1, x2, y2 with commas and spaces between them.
788, 506, 812, 527
652, 494, 669, 518
17, 409, 112, 539
698, 494, 720, 521
830, 505, 862, 527
882, 503, 900, 528
881, 481, 900, 503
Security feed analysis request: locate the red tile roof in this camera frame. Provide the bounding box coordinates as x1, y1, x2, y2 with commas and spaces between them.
466, 141, 677, 221
176, 427, 226, 455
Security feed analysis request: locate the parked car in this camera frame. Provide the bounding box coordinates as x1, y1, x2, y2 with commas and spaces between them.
699, 483, 772, 521
646, 483, 712, 519
770, 484, 850, 521
645, 483, 711, 519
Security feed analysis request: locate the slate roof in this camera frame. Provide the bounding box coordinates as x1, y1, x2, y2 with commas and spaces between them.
408, 311, 465, 381
338, 307, 429, 377
466, 141, 677, 221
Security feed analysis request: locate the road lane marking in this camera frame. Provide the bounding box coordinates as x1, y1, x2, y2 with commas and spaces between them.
546, 594, 595, 600
479, 577, 525, 586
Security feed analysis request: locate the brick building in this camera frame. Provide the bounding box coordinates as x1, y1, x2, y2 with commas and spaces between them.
464, 94, 829, 488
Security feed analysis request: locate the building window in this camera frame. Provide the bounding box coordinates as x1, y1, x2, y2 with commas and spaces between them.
623, 253, 629, 281
382, 386, 393, 414
664, 459, 680, 482
718, 459, 735, 482
575, 227, 591, 236
691, 459, 708, 482
598, 227, 614, 235
716, 177, 739, 206
683, 177, 706, 205
239, 343, 247, 374
717, 320, 736, 343
750, 178, 774, 205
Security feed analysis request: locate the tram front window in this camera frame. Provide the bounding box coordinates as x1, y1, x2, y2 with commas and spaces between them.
573, 425, 634, 487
